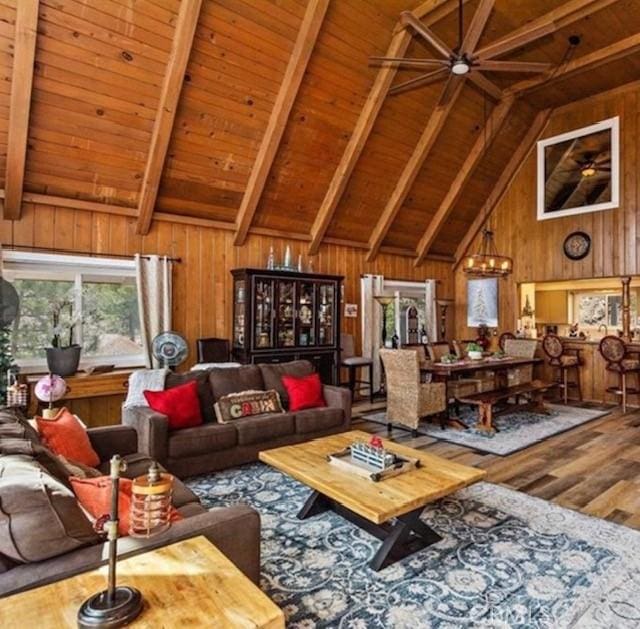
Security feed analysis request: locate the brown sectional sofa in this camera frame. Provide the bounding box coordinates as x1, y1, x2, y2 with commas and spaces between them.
0, 420, 260, 598
123, 360, 352, 477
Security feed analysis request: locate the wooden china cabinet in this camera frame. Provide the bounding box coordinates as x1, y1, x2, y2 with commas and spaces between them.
231, 268, 343, 384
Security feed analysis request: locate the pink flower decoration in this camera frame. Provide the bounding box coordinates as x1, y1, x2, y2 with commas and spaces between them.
34, 375, 67, 403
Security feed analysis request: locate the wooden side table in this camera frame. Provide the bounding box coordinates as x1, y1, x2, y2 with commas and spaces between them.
0, 536, 284, 629
26, 369, 134, 426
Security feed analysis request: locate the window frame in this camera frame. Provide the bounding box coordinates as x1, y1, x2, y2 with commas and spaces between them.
3, 251, 145, 373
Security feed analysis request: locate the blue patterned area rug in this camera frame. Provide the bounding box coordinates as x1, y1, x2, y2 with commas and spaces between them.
186, 463, 640, 628
362, 404, 610, 456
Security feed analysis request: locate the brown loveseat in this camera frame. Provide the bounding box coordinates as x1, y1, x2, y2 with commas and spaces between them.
123, 360, 352, 477
0, 418, 260, 598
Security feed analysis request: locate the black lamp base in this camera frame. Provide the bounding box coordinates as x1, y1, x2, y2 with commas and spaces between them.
77, 586, 143, 628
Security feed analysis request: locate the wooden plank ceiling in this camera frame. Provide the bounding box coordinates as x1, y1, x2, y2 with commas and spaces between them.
1, 0, 640, 261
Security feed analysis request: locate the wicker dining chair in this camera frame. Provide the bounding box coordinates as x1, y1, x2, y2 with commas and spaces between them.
426, 342, 452, 362
504, 338, 538, 386
379, 349, 447, 435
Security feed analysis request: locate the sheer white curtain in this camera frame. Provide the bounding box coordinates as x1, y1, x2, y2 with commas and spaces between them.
135, 254, 172, 367
424, 279, 438, 342
361, 274, 384, 392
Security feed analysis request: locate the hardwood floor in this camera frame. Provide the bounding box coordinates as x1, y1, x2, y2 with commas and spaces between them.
351, 399, 640, 531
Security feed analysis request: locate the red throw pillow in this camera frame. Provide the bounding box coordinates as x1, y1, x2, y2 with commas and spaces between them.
70, 476, 182, 537
282, 373, 326, 411
144, 380, 203, 430
36, 407, 100, 467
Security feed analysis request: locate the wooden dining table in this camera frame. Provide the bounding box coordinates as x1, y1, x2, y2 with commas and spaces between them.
420, 355, 544, 429
421, 355, 543, 379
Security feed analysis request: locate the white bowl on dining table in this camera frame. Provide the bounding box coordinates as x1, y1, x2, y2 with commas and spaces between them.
468, 350, 483, 360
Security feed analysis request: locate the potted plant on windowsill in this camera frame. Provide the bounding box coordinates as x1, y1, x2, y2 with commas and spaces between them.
466, 342, 483, 361
45, 294, 82, 377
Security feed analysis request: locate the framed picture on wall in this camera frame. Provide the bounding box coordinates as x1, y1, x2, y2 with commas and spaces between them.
537, 116, 619, 220
467, 278, 498, 327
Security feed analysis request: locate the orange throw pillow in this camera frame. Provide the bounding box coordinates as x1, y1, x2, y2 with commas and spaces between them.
36, 407, 100, 467
71, 476, 182, 537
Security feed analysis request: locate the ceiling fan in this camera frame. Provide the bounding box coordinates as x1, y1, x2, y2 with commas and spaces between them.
371, 0, 552, 99
563, 153, 612, 178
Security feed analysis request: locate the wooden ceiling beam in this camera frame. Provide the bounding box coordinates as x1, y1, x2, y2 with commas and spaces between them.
135, 0, 203, 236
234, 0, 329, 246
308, 0, 462, 255
454, 108, 552, 268
3, 0, 39, 221
414, 94, 515, 266
509, 31, 640, 97
475, 0, 619, 61
366, 77, 464, 262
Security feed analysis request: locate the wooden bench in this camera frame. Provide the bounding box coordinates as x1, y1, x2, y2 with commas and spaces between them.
457, 379, 557, 434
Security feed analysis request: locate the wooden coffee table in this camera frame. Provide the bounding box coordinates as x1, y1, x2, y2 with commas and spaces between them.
259, 430, 486, 571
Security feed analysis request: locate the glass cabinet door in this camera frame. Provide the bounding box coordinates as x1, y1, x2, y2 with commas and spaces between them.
233, 279, 246, 348
297, 281, 315, 347
277, 280, 296, 348
254, 278, 275, 349
317, 283, 335, 346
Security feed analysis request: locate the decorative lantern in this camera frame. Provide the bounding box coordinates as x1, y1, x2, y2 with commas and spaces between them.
130, 462, 174, 538
34, 374, 67, 418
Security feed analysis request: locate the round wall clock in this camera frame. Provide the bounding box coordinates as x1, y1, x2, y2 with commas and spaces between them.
563, 231, 591, 260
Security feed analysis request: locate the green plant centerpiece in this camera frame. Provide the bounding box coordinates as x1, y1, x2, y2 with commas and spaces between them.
440, 352, 458, 364
466, 342, 484, 360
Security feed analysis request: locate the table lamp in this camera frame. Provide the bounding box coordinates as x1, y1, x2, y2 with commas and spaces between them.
77, 456, 175, 628
33, 374, 67, 418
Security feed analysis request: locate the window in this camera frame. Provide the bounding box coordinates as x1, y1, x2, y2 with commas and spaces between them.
3, 251, 144, 371
573, 290, 639, 330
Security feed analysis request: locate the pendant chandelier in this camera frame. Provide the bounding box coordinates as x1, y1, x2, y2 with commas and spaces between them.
462, 227, 513, 277
461, 94, 513, 278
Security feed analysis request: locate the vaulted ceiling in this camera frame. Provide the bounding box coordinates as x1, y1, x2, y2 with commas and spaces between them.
1, 0, 639, 263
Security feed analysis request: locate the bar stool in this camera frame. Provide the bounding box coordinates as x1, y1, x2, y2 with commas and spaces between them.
599, 335, 640, 412
498, 332, 516, 352
340, 333, 374, 404
542, 333, 582, 404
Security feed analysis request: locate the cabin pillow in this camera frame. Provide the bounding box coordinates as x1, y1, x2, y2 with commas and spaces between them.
215, 389, 284, 423
36, 407, 100, 468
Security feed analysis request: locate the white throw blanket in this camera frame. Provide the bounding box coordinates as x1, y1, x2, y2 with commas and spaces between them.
124, 368, 168, 408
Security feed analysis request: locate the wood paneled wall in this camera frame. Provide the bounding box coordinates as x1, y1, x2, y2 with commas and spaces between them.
1, 202, 453, 368
455, 82, 640, 339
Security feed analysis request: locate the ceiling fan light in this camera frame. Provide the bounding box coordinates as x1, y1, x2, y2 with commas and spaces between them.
581, 166, 596, 177
451, 59, 470, 75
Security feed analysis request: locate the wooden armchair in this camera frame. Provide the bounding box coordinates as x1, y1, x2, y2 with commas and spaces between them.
379, 349, 446, 435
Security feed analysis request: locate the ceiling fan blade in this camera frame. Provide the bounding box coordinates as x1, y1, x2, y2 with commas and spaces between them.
369, 56, 448, 68
389, 67, 449, 96
399, 11, 453, 58
467, 71, 502, 100
461, 0, 495, 55
439, 74, 465, 106
475, 22, 556, 61
475, 60, 552, 73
